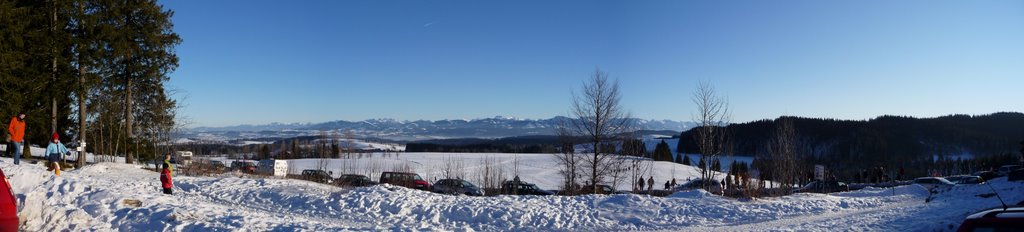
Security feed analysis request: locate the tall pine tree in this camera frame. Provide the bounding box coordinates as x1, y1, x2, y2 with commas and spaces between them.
653, 140, 672, 162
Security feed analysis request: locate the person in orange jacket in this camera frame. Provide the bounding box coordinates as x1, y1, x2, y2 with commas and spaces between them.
7, 113, 26, 165
160, 163, 173, 195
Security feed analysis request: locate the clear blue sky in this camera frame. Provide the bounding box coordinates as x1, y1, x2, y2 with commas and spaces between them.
161, 0, 1024, 127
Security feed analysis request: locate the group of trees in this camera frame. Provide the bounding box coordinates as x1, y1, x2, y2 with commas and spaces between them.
677, 113, 1024, 181
553, 67, 1024, 196
0, 0, 180, 166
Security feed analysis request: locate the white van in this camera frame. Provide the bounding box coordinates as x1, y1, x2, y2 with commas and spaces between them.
257, 159, 288, 177
174, 151, 194, 166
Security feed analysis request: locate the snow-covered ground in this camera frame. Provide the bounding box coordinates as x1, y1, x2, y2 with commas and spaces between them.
4, 146, 1023, 231
5, 156, 1023, 231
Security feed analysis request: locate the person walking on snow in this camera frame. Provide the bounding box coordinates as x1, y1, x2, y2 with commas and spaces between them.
647, 176, 654, 191
7, 113, 26, 165
46, 133, 70, 176
160, 163, 173, 194
636, 177, 644, 192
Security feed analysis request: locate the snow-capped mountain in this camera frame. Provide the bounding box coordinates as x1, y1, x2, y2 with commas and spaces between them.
182, 116, 696, 142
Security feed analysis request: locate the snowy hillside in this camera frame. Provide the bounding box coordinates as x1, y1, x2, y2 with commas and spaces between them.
5, 156, 1023, 231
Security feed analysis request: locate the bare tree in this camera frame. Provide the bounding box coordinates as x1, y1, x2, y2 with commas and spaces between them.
511, 154, 522, 179
691, 80, 731, 192
554, 122, 583, 193
317, 131, 330, 173
343, 130, 355, 159
629, 157, 654, 192
441, 155, 467, 179
560, 69, 634, 194
768, 118, 798, 190
474, 155, 506, 190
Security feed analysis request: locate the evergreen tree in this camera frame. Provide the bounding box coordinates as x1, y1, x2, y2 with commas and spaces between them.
621, 139, 646, 157
653, 140, 672, 161
712, 159, 721, 172
683, 154, 691, 166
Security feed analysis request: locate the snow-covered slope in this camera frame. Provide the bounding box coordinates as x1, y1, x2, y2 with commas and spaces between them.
4, 157, 1023, 231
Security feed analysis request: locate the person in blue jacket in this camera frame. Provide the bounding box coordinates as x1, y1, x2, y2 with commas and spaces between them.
46, 133, 70, 175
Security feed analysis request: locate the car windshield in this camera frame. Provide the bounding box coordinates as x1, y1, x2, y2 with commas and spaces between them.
413, 175, 424, 181
461, 181, 475, 188
527, 184, 540, 190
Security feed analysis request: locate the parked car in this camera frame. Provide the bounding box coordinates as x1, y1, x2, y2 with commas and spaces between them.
673, 179, 725, 195
209, 160, 226, 169
794, 180, 850, 194
956, 206, 1024, 232
301, 169, 334, 184
231, 160, 257, 173
0, 167, 18, 231
336, 174, 378, 187
945, 175, 984, 185
575, 184, 630, 195
379, 172, 431, 190
972, 171, 999, 182
913, 177, 956, 191
997, 165, 1022, 176
432, 179, 485, 196
501, 180, 554, 195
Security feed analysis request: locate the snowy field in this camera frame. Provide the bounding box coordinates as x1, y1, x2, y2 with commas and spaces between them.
4, 152, 1023, 231
212, 152, 721, 191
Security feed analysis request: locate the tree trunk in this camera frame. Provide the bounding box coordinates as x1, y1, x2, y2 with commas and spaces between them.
125, 72, 133, 164
78, 62, 86, 166
51, 5, 57, 135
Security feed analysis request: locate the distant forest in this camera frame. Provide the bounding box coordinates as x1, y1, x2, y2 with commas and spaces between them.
677, 112, 1024, 178
405, 136, 562, 153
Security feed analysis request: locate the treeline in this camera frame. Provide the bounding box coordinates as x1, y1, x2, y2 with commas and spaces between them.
405, 135, 563, 153
0, 0, 180, 165
677, 112, 1024, 179
406, 143, 558, 153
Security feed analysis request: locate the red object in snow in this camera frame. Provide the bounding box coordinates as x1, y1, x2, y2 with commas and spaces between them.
0, 167, 19, 232
160, 169, 173, 189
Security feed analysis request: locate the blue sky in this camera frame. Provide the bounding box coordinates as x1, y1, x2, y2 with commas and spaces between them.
161, 0, 1024, 127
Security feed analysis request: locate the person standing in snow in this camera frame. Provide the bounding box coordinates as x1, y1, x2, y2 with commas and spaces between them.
46, 133, 71, 175
7, 113, 26, 165
647, 176, 654, 191
636, 177, 644, 192
164, 152, 173, 172
671, 178, 677, 188
664, 181, 670, 190
160, 163, 173, 194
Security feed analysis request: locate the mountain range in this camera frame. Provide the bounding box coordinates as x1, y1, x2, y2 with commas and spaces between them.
183, 116, 695, 142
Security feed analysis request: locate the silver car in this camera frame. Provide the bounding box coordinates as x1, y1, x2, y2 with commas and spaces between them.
432, 179, 485, 196
913, 177, 955, 191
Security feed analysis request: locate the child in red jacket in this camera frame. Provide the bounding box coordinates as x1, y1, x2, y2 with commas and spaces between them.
160, 163, 173, 194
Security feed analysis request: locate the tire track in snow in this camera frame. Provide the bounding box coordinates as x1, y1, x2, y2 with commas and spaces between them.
683, 197, 922, 231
